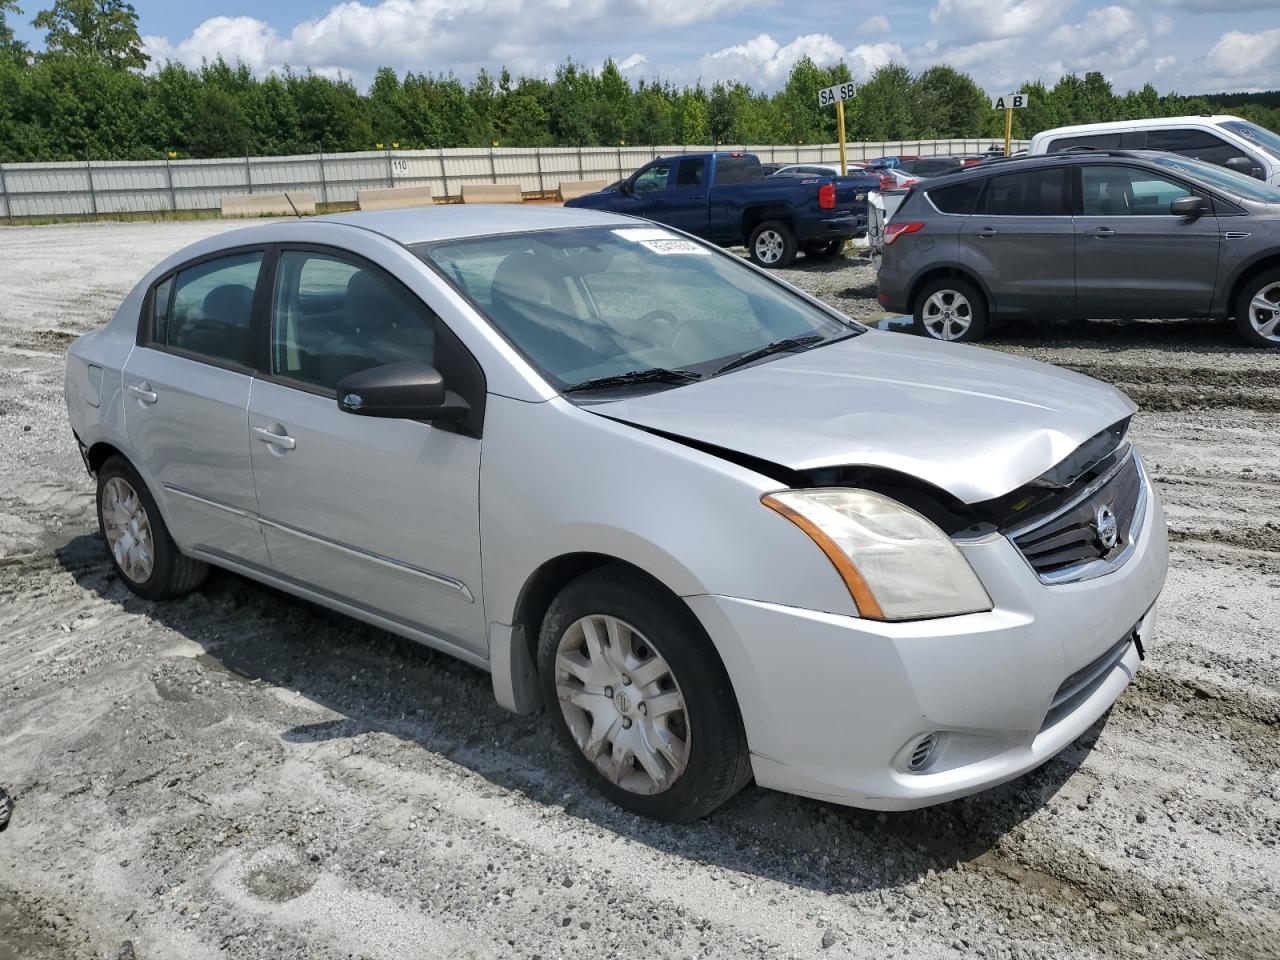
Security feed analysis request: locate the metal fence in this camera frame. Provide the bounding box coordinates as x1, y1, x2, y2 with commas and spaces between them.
0, 139, 1030, 220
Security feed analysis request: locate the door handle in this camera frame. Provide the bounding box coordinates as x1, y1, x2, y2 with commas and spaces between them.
1093, 227, 1116, 238
977, 226, 999, 238
127, 382, 158, 404
253, 425, 296, 450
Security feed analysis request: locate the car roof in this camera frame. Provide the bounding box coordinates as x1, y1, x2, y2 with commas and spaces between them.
318, 204, 639, 246
1033, 115, 1242, 140
907, 149, 1173, 190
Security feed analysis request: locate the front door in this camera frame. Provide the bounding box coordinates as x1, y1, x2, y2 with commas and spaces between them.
123, 249, 271, 568
247, 248, 486, 655
1074, 163, 1221, 319
959, 165, 1076, 319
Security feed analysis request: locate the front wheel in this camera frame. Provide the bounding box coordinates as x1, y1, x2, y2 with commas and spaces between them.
538, 565, 751, 821
913, 277, 990, 343
748, 220, 798, 268
1233, 269, 1280, 348
96, 456, 208, 600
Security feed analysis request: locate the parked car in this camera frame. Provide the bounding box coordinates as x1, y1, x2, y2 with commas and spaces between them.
876, 149, 1280, 347
565, 152, 871, 267
865, 155, 919, 170
772, 162, 869, 177
1029, 116, 1280, 185
896, 156, 967, 177
66, 205, 1168, 820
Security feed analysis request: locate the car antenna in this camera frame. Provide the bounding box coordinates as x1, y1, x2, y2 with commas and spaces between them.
284, 192, 303, 219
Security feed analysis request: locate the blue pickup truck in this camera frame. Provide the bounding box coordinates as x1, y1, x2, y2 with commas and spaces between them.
564, 152, 874, 268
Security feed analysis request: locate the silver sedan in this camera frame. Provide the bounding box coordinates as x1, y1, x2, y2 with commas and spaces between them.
65, 206, 1168, 820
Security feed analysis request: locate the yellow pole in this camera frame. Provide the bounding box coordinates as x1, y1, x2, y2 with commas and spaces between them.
836, 99, 848, 175
1004, 107, 1013, 158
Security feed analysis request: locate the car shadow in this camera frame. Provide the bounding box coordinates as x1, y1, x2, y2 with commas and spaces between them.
55, 531, 1106, 897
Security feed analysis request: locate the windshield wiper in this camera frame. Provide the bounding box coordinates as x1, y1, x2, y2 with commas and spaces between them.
713, 334, 825, 376
562, 367, 703, 394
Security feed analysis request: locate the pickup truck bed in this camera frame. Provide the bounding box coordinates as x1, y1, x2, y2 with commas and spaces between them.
565, 152, 875, 268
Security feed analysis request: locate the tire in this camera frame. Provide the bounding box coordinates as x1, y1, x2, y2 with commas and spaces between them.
747, 220, 798, 268
96, 455, 208, 600
1232, 268, 1280, 348
803, 239, 844, 260
537, 564, 751, 821
913, 276, 990, 343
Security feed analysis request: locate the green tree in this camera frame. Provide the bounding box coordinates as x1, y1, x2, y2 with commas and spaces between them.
0, 1, 27, 60
912, 65, 986, 138
776, 57, 835, 144
34, 0, 148, 70
854, 63, 916, 140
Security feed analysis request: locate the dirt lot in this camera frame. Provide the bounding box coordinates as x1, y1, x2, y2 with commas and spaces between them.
1, 220, 1278, 960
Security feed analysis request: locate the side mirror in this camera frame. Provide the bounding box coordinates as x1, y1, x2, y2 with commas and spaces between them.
616, 179, 633, 195
336, 361, 469, 422
1170, 195, 1208, 218
1225, 156, 1265, 180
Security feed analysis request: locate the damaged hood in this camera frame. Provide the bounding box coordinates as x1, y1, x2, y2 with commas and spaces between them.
595, 331, 1136, 504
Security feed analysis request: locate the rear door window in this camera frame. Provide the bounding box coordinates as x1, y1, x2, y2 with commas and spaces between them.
1046, 133, 1123, 152
153, 251, 264, 369
270, 250, 436, 392
978, 168, 1070, 216
675, 158, 706, 188
928, 179, 983, 214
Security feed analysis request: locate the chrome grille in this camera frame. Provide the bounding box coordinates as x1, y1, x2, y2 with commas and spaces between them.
1011, 452, 1144, 581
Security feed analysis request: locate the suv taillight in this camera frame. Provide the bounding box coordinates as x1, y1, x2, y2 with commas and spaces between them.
818, 182, 836, 208
883, 222, 925, 245
879, 174, 896, 192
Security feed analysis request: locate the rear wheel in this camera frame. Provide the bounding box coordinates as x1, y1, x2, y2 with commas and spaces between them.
913, 276, 989, 343
748, 220, 798, 268
1233, 269, 1280, 348
96, 456, 208, 600
538, 565, 751, 821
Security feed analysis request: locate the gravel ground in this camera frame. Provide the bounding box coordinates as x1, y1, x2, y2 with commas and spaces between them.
1, 220, 1278, 960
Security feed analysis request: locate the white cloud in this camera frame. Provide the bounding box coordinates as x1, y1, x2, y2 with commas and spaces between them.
1206, 28, 1280, 80
699, 33, 903, 85
863, 15, 890, 33
929, 0, 1068, 42
1047, 6, 1148, 70
618, 52, 648, 70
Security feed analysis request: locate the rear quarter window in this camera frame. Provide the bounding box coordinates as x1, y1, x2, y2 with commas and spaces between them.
927, 180, 983, 214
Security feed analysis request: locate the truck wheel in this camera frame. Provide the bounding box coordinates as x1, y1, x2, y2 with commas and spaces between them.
748, 221, 798, 268
96, 455, 208, 600
803, 240, 844, 260
538, 564, 752, 822
1233, 268, 1280, 348
913, 277, 989, 343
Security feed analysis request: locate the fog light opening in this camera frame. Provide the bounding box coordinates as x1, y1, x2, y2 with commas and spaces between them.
907, 733, 939, 772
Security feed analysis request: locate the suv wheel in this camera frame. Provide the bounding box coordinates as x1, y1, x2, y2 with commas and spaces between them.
96, 456, 208, 600
748, 220, 798, 268
537, 565, 751, 821
1234, 269, 1280, 348
914, 277, 989, 343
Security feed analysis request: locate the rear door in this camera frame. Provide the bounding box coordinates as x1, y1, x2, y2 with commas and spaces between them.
123, 248, 270, 567
657, 156, 710, 235
1073, 163, 1221, 319
959, 165, 1076, 319
246, 247, 487, 655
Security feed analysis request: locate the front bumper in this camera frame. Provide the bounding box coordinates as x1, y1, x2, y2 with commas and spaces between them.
687, 473, 1168, 810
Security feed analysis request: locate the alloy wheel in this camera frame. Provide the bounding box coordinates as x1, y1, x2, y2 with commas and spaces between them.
1248, 281, 1280, 343
101, 476, 154, 583
921, 289, 973, 341
553, 614, 690, 795
754, 230, 785, 265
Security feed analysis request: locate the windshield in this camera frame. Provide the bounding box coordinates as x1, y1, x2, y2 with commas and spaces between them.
417, 226, 859, 392
1150, 153, 1280, 202
1219, 120, 1280, 161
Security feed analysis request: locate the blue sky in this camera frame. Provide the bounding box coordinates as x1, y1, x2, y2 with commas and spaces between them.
11, 0, 1280, 93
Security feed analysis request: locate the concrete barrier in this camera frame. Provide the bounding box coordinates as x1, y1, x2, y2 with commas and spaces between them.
357, 184, 435, 211
221, 191, 317, 217
461, 183, 524, 204
557, 179, 608, 201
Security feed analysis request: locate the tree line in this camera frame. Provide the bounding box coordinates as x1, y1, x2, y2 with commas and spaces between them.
2, 0, 1279, 163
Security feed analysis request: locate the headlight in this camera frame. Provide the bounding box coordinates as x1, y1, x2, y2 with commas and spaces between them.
762, 488, 992, 621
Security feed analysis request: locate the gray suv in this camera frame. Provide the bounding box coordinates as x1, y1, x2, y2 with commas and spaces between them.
876, 150, 1280, 347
